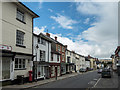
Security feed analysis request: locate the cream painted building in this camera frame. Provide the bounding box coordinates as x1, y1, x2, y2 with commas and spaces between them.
88, 55, 97, 70
0, 1, 39, 85
66, 49, 74, 73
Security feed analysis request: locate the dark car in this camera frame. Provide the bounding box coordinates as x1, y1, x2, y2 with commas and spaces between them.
79, 68, 87, 72
98, 69, 102, 73
101, 69, 111, 78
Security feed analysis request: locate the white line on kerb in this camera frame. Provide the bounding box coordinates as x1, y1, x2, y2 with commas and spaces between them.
92, 78, 101, 88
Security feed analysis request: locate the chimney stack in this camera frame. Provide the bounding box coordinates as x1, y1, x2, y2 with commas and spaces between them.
88, 55, 91, 58
65, 45, 67, 49
55, 36, 57, 41
46, 33, 50, 37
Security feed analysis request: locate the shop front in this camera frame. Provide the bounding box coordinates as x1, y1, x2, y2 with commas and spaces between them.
49, 63, 60, 78
34, 61, 49, 80
0, 49, 15, 85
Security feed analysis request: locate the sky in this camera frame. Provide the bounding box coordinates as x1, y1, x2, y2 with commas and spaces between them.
21, 1, 118, 59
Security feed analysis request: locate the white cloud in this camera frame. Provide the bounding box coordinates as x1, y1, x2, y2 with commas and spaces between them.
34, 26, 47, 35
84, 18, 90, 24
50, 14, 77, 29
51, 26, 55, 30
76, 2, 118, 58
48, 8, 53, 12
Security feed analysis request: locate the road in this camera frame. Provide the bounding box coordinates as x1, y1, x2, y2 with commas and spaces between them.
94, 71, 119, 89
32, 70, 100, 88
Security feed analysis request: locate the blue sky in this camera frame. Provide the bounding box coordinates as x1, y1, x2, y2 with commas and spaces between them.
21, 1, 118, 59
21, 2, 97, 40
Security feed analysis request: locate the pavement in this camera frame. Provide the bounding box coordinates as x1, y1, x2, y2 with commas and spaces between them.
2, 72, 78, 89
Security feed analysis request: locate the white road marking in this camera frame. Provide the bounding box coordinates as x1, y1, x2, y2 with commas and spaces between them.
92, 78, 101, 88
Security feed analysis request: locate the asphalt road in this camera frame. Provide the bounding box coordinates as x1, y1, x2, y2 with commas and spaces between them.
94, 71, 118, 88
32, 70, 100, 88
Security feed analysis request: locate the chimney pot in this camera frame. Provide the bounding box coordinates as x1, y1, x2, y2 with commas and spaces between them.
46, 33, 50, 37
55, 36, 57, 41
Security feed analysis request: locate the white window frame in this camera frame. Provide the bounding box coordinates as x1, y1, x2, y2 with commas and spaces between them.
62, 47, 64, 52
40, 50, 46, 61
16, 30, 25, 46
15, 58, 26, 69
16, 9, 25, 22
58, 45, 60, 52
41, 38, 46, 45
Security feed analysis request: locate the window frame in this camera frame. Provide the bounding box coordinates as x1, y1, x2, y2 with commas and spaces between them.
58, 45, 61, 52
16, 30, 26, 48
16, 9, 26, 24
40, 50, 46, 61
14, 58, 26, 70
57, 55, 59, 61
41, 38, 46, 45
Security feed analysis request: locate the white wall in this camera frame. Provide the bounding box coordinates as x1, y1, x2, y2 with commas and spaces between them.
66, 50, 72, 63
2, 2, 33, 54
49, 54, 60, 63
85, 61, 90, 68
14, 56, 32, 79
33, 35, 51, 62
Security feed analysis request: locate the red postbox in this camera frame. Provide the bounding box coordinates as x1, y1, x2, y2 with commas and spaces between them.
29, 71, 32, 82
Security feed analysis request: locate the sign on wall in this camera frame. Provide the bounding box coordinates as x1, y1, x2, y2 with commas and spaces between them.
0, 45, 12, 51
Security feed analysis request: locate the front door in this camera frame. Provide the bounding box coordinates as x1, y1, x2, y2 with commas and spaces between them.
44, 66, 49, 79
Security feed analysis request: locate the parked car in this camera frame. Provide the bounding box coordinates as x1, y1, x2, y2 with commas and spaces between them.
79, 68, 87, 72
98, 69, 102, 73
101, 68, 111, 78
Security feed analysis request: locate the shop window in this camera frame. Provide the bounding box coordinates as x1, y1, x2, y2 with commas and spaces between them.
37, 66, 44, 77
2, 58, 10, 80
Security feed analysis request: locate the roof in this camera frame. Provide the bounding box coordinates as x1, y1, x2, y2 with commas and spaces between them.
33, 33, 55, 43
15, 1, 39, 18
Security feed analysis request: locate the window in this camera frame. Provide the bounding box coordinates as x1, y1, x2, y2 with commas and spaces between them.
41, 38, 46, 45
51, 53, 53, 61
38, 38, 40, 44
62, 54, 64, 61
67, 57, 70, 63
58, 45, 60, 52
57, 55, 59, 61
62, 47, 64, 52
15, 58, 26, 69
40, 50, 45, 61
16, 9, 25, 22
16, 30, 25, 46
37, 65, 44, 77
